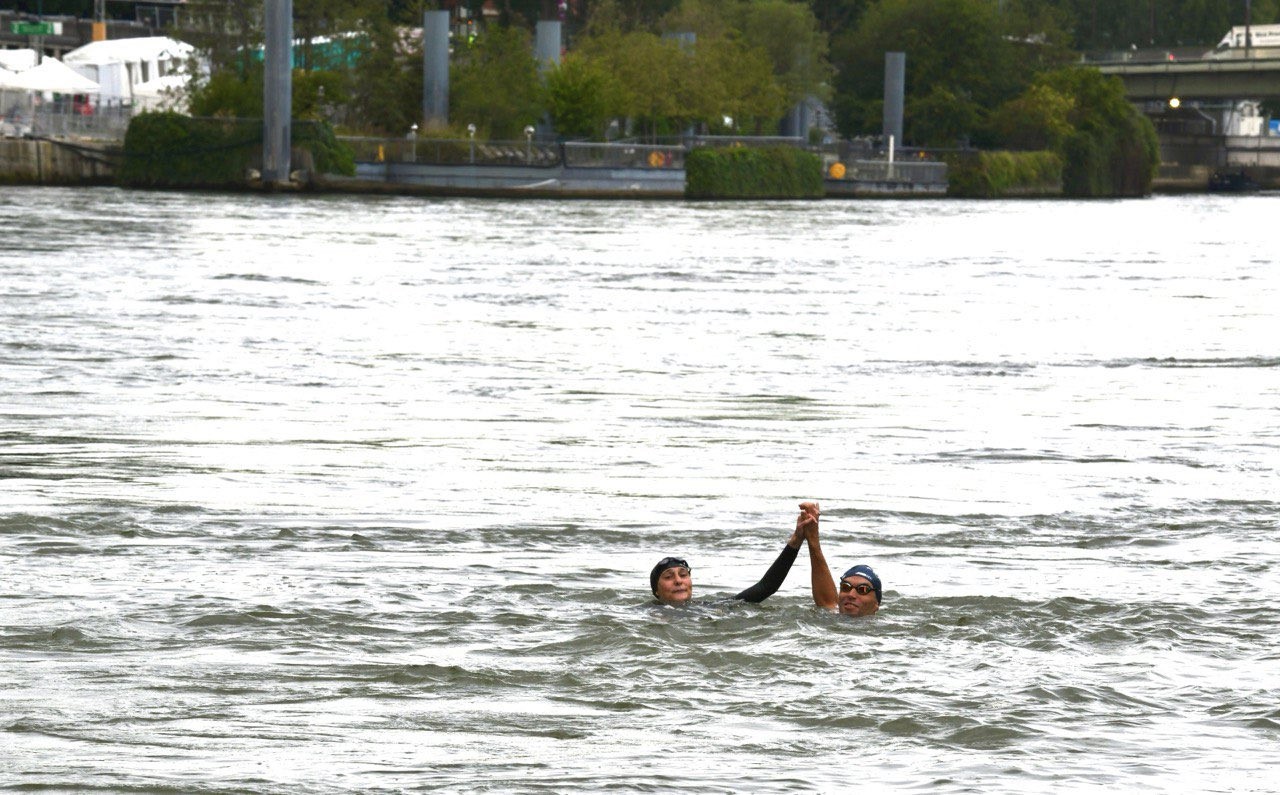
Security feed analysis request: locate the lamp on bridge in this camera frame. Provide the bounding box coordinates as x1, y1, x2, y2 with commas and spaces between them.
1169, 97, 1181, 109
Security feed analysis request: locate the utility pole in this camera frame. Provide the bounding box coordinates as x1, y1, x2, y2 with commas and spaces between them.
93, 0, 106, 41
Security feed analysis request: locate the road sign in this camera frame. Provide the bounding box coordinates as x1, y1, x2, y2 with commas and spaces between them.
10, 21, 62, 36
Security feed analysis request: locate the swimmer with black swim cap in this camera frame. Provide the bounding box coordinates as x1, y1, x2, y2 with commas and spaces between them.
649, 509, 809, 605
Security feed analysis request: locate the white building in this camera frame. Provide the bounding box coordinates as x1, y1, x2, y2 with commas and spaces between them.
62, 36, 194, 108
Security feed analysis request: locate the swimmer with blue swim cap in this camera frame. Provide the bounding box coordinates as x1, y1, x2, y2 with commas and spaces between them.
797, 502, 882, 617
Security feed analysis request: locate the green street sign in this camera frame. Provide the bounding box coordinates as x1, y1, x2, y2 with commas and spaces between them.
10, 22, 57, 36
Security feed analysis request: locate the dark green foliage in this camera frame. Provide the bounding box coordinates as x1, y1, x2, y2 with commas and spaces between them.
346, 15, 422, 134
293, 121, 357, 176
1036, 67, 1159, 197
189, 63, 266, 119
946, 150, 1063, 197
119, 112, 355, 189
830, 0, 1036, 143
120, 112, 262, 188
1054, 0, 1280, 52
189, 62, 352, 127
956, 67, 1157, 198
685, 146, 823, 199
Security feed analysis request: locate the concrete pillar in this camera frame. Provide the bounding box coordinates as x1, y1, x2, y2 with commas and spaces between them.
535, 20, 562, 75
782, 100, 813, 139
262, 0, 293, 186
663, 31, 696, 54
423, 10, 449, 128
883, 51, 905, 148
534, 21, 562, 138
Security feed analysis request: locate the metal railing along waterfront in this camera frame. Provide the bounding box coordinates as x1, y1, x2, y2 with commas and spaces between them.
340, 136, 689, 171
843, 159, 948, 185
692, 134, 807, 149
2, 98, 132, 141
31, 103, 132, 140
340, 134, 948, 188
562, 141, 684, 169
340, 135, 560, 166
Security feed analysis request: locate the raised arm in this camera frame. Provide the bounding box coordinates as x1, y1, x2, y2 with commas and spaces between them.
799, 502, 837, 610
733, 511, 807, 604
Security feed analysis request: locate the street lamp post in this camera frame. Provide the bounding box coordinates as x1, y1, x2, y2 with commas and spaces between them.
467, 123, 476, 164
524, 125, 535, 163
409, 123, 418, 162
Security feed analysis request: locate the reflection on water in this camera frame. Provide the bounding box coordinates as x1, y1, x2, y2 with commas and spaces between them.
1, 188, 1277, 792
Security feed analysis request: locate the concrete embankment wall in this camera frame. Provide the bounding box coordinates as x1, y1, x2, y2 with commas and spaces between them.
324, 161, 686, 198
0, 139, 118, 186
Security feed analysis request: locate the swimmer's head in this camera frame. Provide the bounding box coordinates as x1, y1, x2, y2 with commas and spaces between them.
839, 564, 882, 616
650, 556, 693, 604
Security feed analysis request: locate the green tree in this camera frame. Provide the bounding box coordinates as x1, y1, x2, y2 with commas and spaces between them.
577, 28, 685, 138
907, 84, 981, 146
171, 0, 263, 75
731, 0, 834, 108
450, 24, 544, 138
346, 10, 423, 133
544, 54, 621, 139
830, 0, 1032, 144
987, 81, 1075, 150
1017, 66, 1158, 196
188, 62, 347, 123
805, 0, 874, 34
685, 34, 788, 132
189, 63, 264, 118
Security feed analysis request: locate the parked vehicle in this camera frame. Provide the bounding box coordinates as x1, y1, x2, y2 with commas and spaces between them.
1209, 24, 1280, 57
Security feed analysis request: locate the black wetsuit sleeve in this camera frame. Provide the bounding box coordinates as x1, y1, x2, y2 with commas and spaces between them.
733, 543, 800, 604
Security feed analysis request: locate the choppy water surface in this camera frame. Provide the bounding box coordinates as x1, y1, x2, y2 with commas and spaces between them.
1, 187, 1277, 793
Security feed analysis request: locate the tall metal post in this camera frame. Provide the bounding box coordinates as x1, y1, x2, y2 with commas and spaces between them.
262, 0, 293, 187
534, 20, 562, 138
535, 20, 562, 75
883, 52, 905, 149
423, 10, 449, 127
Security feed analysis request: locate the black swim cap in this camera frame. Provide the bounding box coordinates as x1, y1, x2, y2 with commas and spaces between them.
650, 556, 690, 595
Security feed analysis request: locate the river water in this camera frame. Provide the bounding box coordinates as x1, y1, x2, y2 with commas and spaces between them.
1, 187, 1277, 793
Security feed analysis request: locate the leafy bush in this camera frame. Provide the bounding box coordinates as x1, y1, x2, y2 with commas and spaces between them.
293, 121, 355, 176
946, 150, 1063, 197
120, 112, 354, 189
686, 146, 823, 199
1002, 67, 1159, 198
120, 112, 260, 188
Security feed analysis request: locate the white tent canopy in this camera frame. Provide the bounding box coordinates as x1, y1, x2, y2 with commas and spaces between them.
3, 58, 99, 94
0, 48, 39, 73
0, 66, 16, 86
63, 36, 194, 67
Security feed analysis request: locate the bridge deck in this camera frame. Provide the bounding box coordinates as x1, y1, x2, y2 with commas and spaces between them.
1096, 57, 1280, 100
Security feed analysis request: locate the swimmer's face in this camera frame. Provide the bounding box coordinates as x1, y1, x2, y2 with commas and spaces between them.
655, 566, 693, 604
838, 576, 878, 617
